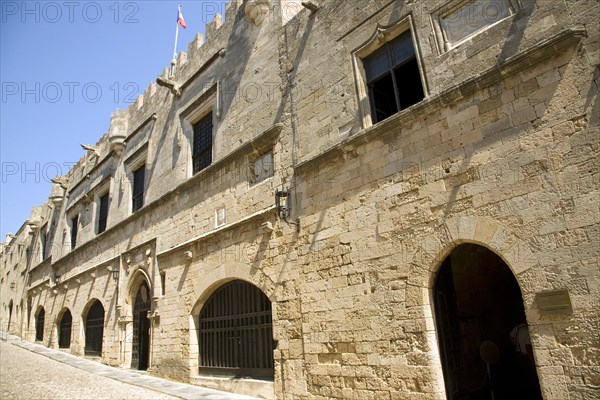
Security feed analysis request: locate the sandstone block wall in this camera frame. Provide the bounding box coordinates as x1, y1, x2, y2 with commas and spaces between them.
1, 1, 598, 399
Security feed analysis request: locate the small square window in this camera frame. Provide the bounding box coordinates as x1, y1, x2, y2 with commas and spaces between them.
192, 112, 213, 174
132, 165, 145, 212
363, 31, 425, 124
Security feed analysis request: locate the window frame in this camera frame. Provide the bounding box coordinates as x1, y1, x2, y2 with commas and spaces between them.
352, 15, 427, 129
97, 191, 110, 234
125, 143, 148, 215
70, 214, 79, 250
132, 164, 146, 213
179, 85, 218, 178
192, 111, 214, 175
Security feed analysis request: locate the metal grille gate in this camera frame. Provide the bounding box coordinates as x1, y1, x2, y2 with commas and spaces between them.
132, 281, 151, 370
59, 310, 72, 349
85, 301, 104, 356
199, 280, 274, 379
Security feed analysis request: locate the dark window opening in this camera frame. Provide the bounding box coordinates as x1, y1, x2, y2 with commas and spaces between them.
192, 112, 213, 174
98, 193, 109, 234
59, 310, 72, 349
199, 280, 274, 379
132, 165, 145, 212
70, 215, 78, 250
434, 244, 542, 400
35, 307, 45, 341
364, 30, 424, 124
84, 300, 104, 356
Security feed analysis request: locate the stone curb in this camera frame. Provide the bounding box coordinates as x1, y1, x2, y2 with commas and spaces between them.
8, 340, 257, 400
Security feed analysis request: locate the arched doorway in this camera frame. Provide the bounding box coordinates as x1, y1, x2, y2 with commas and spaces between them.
131, 281, 151, 370
7, 300, 13, 331
84, 300, 104, 356
58, 309, 72, 349
198, 280, 274, 379
434, 243, 542, 399
35, 307, 45, 341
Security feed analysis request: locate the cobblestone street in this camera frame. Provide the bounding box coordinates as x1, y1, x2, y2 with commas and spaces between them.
0, 341, 176, 400
0, 340, 255, 400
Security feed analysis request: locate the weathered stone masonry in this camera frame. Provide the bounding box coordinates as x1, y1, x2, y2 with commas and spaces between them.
1, 1, 598, 399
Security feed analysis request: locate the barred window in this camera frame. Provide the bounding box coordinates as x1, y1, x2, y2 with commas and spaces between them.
192, 112, 213, 174
132, 165, 145, 212
59, 309, 72, 349
98, 193, 109, 234
199, 280, 274, 379
363, 30, 424, 123
85, 300, 104, 356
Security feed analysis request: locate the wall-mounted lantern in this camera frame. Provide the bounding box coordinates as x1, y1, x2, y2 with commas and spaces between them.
275, 189, 300, 232
109, 267, 120, 281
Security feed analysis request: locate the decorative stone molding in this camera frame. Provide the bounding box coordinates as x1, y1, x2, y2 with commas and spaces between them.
245, 0, 269, 25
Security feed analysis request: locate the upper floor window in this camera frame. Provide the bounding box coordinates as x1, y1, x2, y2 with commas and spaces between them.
132, 165, 145, 212
97, 193, 109, 234
192, 111, 213, 174
70, 215, 78, 250
363, 30, 424, 124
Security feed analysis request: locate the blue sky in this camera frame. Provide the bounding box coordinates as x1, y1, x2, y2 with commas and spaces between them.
0, 0, 228, 239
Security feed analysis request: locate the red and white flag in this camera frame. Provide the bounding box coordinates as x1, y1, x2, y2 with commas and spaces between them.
177, 5, 187, 29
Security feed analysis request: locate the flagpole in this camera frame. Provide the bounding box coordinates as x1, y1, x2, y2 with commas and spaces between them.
171, 22, 179, 77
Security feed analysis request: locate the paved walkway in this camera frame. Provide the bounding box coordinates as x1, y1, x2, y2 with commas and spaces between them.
0, 333, 257, 400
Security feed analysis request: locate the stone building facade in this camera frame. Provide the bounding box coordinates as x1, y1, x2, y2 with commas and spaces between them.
1, 0, 598, 399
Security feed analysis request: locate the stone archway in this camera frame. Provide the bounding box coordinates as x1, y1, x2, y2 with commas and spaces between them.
131, 280, 151, 370
197, 279, 274, 379
58, 308, 73, 349
433, 243, 542, 399
35, 306, 45, 342
83, 300, 104, 356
